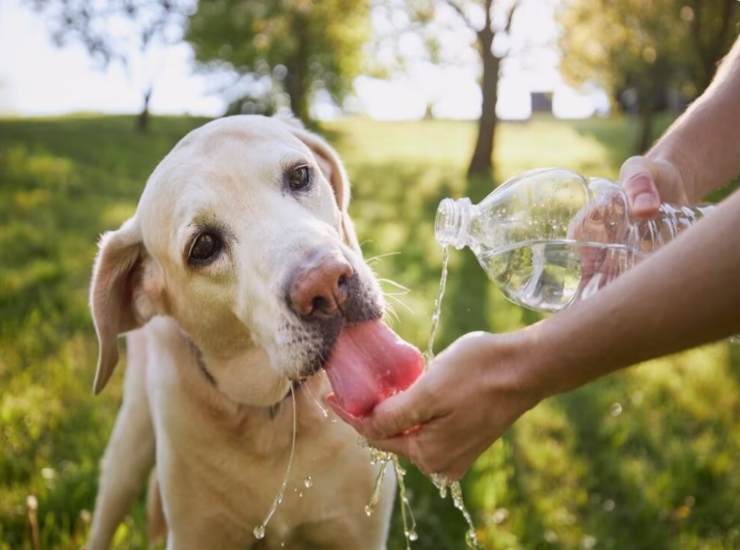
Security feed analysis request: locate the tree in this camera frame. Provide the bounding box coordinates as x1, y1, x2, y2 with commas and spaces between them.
186, 0, 369, 122
444, 0, 520, 178
401, 0, 520, 178
560, 0, 739, 153
28, 0, 191, 132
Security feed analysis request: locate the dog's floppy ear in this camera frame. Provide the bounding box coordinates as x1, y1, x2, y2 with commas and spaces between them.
89, 217, 160, 394
286, 122, 361, 253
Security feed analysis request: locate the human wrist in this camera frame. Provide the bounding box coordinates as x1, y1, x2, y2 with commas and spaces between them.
483, 327, 551, 410
648, 134, 701, 203
646, 146, 703, 204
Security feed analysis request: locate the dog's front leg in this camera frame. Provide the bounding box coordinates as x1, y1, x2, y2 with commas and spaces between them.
88, 331, 156, 549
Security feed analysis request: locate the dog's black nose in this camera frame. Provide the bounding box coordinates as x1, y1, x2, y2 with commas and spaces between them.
287, 251, 354, 320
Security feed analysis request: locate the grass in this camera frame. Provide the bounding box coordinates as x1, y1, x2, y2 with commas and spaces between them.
1, 114, 738, 549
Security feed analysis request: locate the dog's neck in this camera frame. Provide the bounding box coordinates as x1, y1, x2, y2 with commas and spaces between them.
176, 326, 293, 409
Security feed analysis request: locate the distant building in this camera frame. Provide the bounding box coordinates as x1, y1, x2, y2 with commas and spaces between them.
530, 92, 553, 114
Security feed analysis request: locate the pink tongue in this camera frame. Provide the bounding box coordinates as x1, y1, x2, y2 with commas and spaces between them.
325, 320, 424, 417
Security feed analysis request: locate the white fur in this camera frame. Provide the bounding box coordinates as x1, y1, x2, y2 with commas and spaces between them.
86, 116, 395, 549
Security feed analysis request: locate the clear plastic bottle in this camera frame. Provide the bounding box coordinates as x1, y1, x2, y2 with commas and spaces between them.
435, 168, 713, 313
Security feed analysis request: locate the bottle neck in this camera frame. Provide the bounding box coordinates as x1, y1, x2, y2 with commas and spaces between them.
435, 197, 473, 249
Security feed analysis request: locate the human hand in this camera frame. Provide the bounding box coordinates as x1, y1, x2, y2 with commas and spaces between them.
326, 331, 541, 480
619, 156, 693, 219
568, 156, 694, 300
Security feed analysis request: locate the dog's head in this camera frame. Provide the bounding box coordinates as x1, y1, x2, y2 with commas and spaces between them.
89, 115, 384, 405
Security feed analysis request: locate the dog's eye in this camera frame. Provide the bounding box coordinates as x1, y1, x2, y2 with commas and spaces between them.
188, 231, 223, 266
287, 165, 311, 192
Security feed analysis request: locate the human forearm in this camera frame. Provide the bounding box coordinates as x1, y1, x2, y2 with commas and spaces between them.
648, 37, 740, 201
523, 188, 740, 399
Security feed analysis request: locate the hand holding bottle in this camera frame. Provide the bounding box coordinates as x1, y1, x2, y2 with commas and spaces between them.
619, 156, 694, 218
340, 37, 740, 482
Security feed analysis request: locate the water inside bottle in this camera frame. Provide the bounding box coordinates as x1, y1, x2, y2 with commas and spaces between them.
479, 238, 634, 312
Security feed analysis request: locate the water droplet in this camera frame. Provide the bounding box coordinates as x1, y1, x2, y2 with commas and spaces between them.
492, 507, 509, 524
609, 402, 623, 417
364, 504, 374, 517
304, 475, 313, 488
79, 509, 91, 524
252, 525, 265, 540
464, 529, 480, 548
280, 542, 285, 548
405, 529, 418, 541
582, 534, 597, 549
297, 491, 303, 498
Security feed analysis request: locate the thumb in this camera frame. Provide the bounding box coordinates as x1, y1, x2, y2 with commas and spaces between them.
619, 156, 661, 219
365, 380, 436, 440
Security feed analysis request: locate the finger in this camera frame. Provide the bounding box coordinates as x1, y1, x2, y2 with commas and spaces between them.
366, 381, 437, 440
619, 156, 660, 219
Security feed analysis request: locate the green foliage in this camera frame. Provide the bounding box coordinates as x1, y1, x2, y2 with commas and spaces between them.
559, 0, 740, 103
186, 0, 369, 120
1, 114, 739, 549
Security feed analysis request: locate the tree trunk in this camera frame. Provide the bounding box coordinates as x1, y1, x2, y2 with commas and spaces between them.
285, 13, 310, 122
137, 86, 152, 133
285, 63, 309, 122
690, 0, 737, 92
467, 31, 499, 179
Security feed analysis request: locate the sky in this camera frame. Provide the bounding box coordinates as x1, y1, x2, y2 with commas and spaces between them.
0, 0, 608, 120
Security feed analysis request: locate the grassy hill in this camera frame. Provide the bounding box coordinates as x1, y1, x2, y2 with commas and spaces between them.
1, 114, 738, 549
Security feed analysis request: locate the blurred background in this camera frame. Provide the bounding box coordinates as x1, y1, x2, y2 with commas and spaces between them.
1, 0, 739, 548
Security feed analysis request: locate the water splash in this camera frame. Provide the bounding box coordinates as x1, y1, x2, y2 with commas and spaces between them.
253, 385, 297, 541
364, 448, 391, 517
302, 379, 330, 419
393, 455, 418, 547
451, 481, 482, 549
425, 246, 450, 364
425, 247, 482, 549
363, 447, 417, 549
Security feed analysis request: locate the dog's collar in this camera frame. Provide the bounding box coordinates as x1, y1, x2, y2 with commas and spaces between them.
182, 331, 302, 416
184, 336, 217, 386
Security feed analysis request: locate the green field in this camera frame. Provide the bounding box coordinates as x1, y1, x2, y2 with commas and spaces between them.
1, 115, 738, 549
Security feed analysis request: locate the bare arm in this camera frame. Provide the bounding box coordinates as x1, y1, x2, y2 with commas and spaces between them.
338, 38, 740, 480
337, 188, 740, 480
622, 36, 740, 216
525, 186, 740, 397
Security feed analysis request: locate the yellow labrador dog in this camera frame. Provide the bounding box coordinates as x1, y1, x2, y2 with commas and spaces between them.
86, 116, 400, 549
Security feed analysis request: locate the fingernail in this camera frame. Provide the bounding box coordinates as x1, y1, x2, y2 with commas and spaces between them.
633, 192, 659, 212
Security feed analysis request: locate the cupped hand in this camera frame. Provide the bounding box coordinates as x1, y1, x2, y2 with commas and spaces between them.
326, 331, 542, 481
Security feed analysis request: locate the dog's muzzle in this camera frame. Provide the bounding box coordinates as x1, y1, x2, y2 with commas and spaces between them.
284, 251, 383, 378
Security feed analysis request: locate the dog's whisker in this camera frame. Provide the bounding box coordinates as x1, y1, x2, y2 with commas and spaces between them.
386, 294, 414, 314
383, 303, 400, 323
365, 251, 401, 264
382, 290, 410, 297
377, 278, 410, 294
